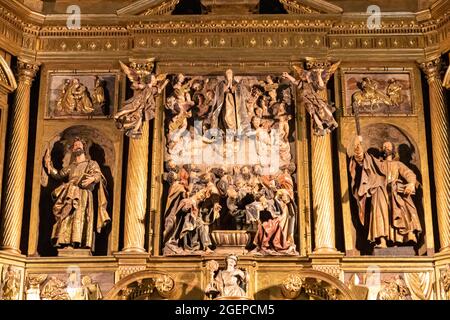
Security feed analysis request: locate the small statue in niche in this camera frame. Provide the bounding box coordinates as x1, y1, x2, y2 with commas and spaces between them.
349, 136, 422, 249
91, 76, 106, 109
205, 255, 249, 299
282, 62, 340, 136
56, 78, 95, 114
44, 137, 111, 252
210, 69, 251, 134
1, 265, 21, 300
114, 61, 169, 138
386, 79, 403, 107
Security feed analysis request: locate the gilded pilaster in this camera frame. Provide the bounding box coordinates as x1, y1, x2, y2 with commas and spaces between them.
419, 57, 450, 252
307, 60, 339, 254
0, 59, 38, 254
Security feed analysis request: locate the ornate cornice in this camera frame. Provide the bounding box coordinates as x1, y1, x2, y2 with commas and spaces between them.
0, 1, 448, 59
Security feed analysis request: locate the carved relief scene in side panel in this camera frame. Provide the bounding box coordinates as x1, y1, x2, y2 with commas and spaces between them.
346, 124, 425, 256
25, 270, 114, 300
162, 70, 298, 256
343, 72, 413, 116
344, 270, 436, 300
46, 73, 118, 118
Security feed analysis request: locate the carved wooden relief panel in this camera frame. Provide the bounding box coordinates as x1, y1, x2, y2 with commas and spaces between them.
162, 71, 298, 256
342, 71, 414, 116
45, 72, 119, 119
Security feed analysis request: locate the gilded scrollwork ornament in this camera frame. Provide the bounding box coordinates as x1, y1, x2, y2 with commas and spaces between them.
281, 273, 305, 299
377, 275, 412, 300
25, 274, 47, 300
41, 276, 70, 300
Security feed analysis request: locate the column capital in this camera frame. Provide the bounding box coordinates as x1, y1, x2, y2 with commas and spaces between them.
16, 59, 39, 84
127, 57, 156, 78
418, 57, 442, 80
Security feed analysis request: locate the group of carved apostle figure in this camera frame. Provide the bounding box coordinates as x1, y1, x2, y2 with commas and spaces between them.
41, 61, 423, 256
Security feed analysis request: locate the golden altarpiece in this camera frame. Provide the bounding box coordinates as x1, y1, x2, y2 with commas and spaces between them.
0, 0, 449, 300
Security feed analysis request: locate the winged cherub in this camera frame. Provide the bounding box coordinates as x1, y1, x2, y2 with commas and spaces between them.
282, 62, 340, 136
114, 61, 169, 139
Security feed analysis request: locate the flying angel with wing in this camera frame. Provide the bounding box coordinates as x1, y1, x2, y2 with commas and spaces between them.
282, 61, 340, 136
114, 61, 169, 139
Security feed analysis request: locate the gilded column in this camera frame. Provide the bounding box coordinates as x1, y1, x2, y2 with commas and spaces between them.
419, 57, 450, 252
0, 60, 39, 254
122, 121, 149, 252
307, 60, 339, 254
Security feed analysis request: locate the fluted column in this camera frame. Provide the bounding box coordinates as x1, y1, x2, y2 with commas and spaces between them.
122, 119, 149, 253
307, 60, 339, 254
419, 57, 450, 252
0, 60, 39, 254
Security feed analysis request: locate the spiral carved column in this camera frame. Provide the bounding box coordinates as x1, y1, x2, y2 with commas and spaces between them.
0, 60, 39, 254
419, 57, 450, 252
122, 121, 149, 252
307, 60, 339, 254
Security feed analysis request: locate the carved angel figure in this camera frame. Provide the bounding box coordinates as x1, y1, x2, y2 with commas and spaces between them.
282, 62, 340, 136
114, 61, 169, 138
